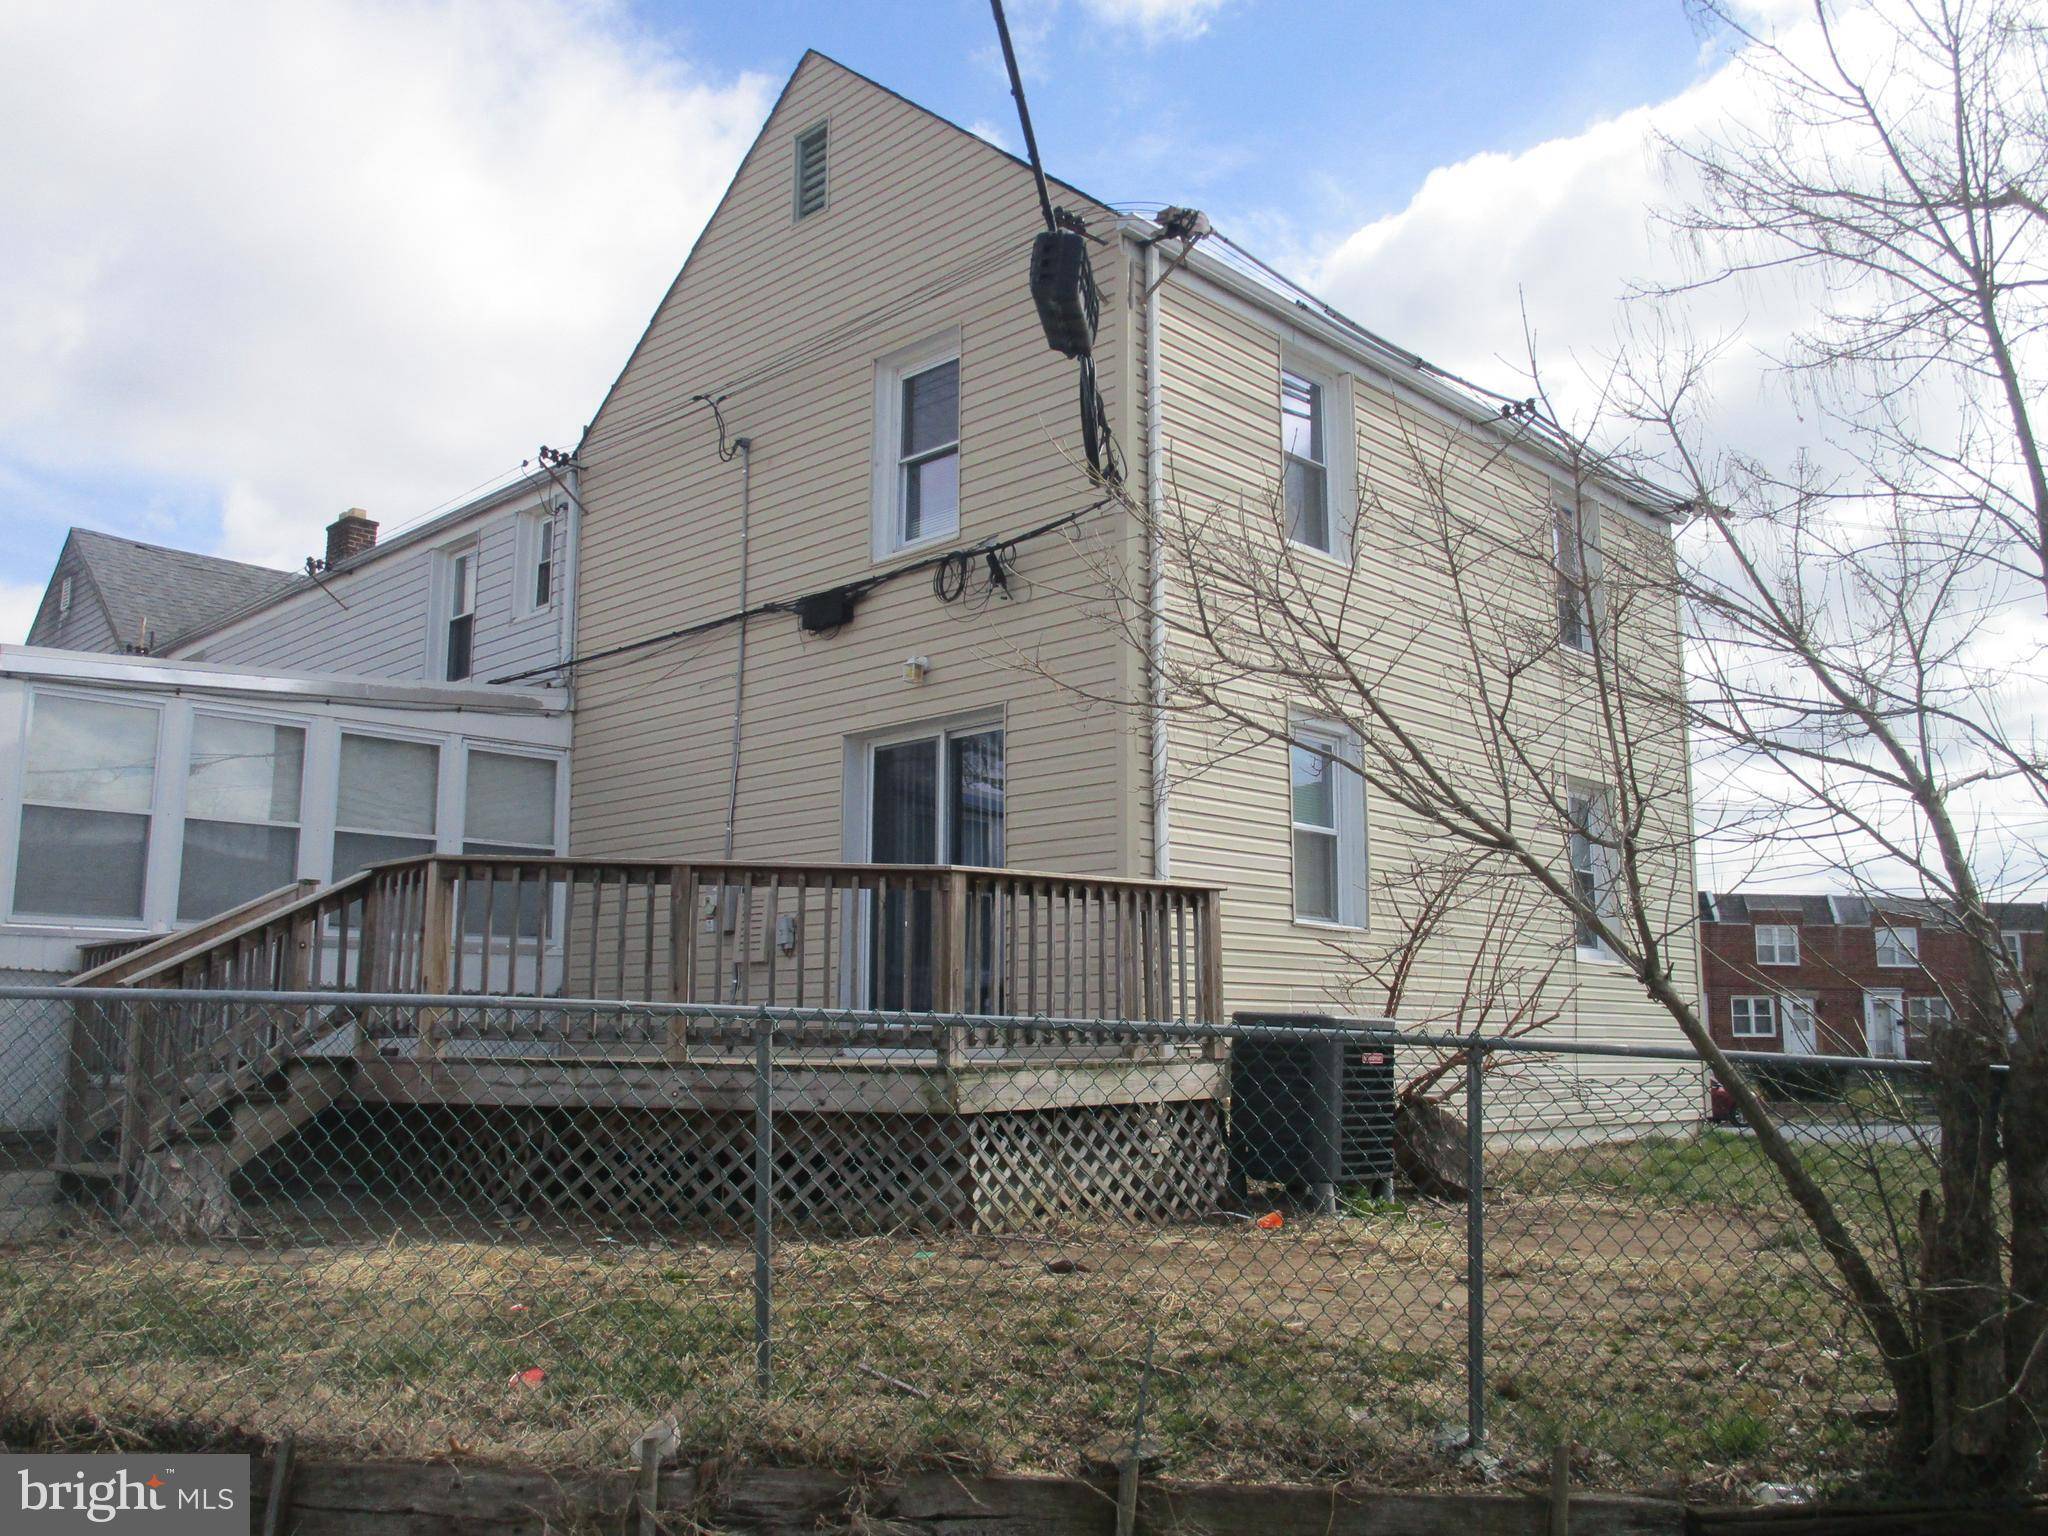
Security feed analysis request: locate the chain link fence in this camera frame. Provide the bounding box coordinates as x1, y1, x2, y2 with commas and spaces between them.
0, 985, 1937, 1494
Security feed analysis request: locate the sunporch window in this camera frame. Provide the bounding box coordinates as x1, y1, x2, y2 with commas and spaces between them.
178, 715, 305, 919
12, 693, 158, 921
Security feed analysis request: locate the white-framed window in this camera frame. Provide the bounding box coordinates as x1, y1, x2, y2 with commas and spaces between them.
1905, 995, 1953, 1038
438, 544, 479, 681
10, 690, 161, 922
2002, 931, 2025, 971
178, 713, 305, 920
793, 121, 828, 219
1875, 925, 1920, 968
1731, 995, 1777, 1038
1755, 923, 1801, 966
1553, 485, 1597, 653
517, 510, 556, 617
461, 748, 560, 937
1289, 720, 1367, 928
1279, 353, 1352, 559
1567, 782, 1616, 953
872, 333, 961, 559
332, 732, 439, 880
1282, 368, 1330, 552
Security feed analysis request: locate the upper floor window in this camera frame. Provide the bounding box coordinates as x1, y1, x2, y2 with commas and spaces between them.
442, 545, 477, 680
11, 691, 159, 921
1730, 996, 1777, 1038
794, 122, 828, 219
1289, 721, 1367, 927
1755, 923, 1800, 966
1875, 925, 1920, 968
873, 335, 960, 558
1282, 368, 1330, 552
1568, 783, 1616, 953
518, 512, 556, 617
1553, 488, 1596, 653
2002, 931, 2025, 972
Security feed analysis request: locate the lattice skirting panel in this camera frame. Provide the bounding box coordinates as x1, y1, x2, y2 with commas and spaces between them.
266, 1100, 1227, 1234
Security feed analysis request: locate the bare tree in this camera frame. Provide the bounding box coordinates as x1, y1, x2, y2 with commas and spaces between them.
1052, 0, 2043, 1488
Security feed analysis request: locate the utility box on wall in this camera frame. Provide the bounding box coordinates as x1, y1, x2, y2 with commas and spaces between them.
1228, 1015, 1396, 1206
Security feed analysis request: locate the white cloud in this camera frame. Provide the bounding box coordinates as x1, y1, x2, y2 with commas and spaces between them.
0, 580, 43, 647
0, 0, 773, 571
1078, 0, 1232, 41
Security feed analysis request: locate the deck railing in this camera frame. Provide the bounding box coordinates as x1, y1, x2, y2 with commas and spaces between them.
88, 855, 1226, 1063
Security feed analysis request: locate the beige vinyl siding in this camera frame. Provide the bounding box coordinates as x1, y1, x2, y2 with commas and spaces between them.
570, 56, 1136, 876
178, 493, 565, 685
1146, 271, 1698, 1049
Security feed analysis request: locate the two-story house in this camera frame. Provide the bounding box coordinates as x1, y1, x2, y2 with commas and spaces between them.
1699, 891, 2043, 1058
561, 51, 1699, 1039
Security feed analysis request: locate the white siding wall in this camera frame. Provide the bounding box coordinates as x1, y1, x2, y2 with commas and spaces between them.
1147, 272, 1700, 1048
179, 487, 566, 685
570, 56, 1140, 876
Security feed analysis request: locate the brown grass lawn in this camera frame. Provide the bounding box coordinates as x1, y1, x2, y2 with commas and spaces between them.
0, 1129, 1903, 1496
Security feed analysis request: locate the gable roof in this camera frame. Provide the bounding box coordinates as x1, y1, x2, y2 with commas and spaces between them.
47, 529, 298, 653
577, 49, 1113, 454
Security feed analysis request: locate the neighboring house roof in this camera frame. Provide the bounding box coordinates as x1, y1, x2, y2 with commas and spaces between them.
28, 529, 298, 654
1700, 890, 2045, 931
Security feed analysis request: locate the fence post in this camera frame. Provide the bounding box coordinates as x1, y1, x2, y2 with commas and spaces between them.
1465, 1040, 1486, 1451
751, 1013, 774, 1393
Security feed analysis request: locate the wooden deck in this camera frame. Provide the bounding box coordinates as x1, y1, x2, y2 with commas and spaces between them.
59, 858, 1233, 1233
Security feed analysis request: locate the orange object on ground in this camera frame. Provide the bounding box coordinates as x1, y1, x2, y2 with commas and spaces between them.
1256, 1211, 1285, 1230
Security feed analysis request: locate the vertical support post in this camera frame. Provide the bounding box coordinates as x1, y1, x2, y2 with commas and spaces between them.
667, 864, 696, 1062
419, 859, 454, 1060
751, 1015, 774, 1393
1465, 1041, 1487, 1451
939, 870, 969, 1071
117, 998, 152, 1200
1200, 889, 1226, 1059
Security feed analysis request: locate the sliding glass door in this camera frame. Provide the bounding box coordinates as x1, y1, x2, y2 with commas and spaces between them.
866, 724, 1003, 1011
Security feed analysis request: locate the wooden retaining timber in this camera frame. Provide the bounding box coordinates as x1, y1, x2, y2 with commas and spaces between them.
241, 1454, 1690, 1536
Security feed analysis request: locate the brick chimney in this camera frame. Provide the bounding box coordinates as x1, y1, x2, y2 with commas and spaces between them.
324, 508, 378, 568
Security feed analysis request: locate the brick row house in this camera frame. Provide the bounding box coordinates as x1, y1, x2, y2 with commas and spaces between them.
1698, 892, 2043, 1058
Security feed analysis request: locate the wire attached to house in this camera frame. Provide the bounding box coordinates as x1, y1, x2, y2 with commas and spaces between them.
488, 498, 1109, 686
989, 0, 1057, 236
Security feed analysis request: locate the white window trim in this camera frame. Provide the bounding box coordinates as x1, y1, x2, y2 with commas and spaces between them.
1755, 922, 1801, 967
459, 741, 570, 856
1730, 995, 1778, 1038
871, 330, 964, 562
332, 726, 447, 878
840, 708, 1006, 867
1553, 483, 1602, 656
793, 119, 829, 220
4, 685, 172, 930
1875, 924, 1920, 968
57, 576, 72, 618
177, 708, 312, 921
2001, 930, 2025, 972
514, 508, 558, 620
1279, 345, 1355, 564
1567, 781, 1619, 960
1288, 717, 1368, 931
428, 540, 481, 681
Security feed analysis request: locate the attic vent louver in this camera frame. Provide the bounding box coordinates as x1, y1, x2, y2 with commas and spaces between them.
794, 123, 828, 219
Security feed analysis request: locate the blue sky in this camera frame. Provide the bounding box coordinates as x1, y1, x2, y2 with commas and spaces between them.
645, 0, 1713, 239
0, 0, 1740, 642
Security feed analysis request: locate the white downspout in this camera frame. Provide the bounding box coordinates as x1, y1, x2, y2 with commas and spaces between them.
1145, 239, 1172, 880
